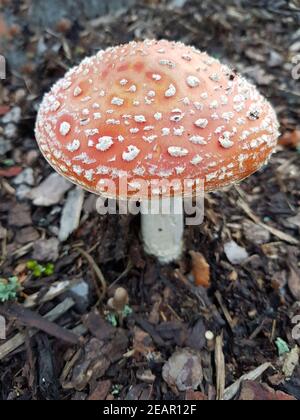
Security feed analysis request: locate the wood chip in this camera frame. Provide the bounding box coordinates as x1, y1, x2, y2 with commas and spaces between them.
23, 280, 72, 308
215, 335, 225, 400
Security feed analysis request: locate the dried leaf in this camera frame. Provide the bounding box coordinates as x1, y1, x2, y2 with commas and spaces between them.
279, 130, 300, 149
190, 251, 211, 288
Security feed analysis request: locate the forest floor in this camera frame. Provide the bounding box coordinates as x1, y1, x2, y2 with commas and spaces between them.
0, 0, 300, 400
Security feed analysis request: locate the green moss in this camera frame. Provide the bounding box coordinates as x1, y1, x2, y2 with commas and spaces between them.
26, 260, 55, 278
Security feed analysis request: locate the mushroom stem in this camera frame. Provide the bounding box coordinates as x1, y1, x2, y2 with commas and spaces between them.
141, 196, 184, 264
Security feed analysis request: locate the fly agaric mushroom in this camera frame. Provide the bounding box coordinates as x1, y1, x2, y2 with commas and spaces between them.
35, 40, 279, 263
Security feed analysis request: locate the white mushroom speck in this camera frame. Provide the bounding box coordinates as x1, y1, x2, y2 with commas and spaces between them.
194, 102, 204, 111
154, 112, 162, 121
162, 128, 170, 136
186, 75, 200, 88
165, 84, 176, 98
128, 85, 137, 93
122, 145, 140, 162
73, 165, 84, 175
60, 122, 71, 136
194, 119, 209, 128
111, 97, 124, 106
219, 132, 235, 148
189, 135, 207, 145
168, 147, 189, 157
173, 126, 185, 136
134, 115, 147, 123
148, 91, 156, 98
85, 170, 94, 181
191, 155, 203, 165
159, 59, 176, 69
74, 87, 82, 97
96, 136, 114, 151
143, 135, 158, 143
106, 119, 120, 125
219, 137, 234, 149
67, 139, 81, 152
130, 128, 140, 134
85, 128, 99, 136
152, 74, 162, 81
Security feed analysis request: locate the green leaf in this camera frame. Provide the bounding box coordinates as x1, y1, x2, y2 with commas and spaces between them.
276, 337, 290, 356
106, 313, 118, 327
122, 305, 133, 318
3, 159, 15, 167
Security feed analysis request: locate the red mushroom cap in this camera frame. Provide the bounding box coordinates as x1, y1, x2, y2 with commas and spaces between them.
35, 40, 279, 199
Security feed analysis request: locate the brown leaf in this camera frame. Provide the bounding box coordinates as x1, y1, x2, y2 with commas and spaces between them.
190, 251, 211, 288
279, 130, 300, 149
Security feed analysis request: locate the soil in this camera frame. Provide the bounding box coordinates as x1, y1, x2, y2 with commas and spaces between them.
0, 0, 300, 401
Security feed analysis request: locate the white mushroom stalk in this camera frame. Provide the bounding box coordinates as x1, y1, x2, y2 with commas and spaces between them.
141, 197, 184, 264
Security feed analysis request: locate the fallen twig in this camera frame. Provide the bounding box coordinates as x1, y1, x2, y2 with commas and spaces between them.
11, 243, 34, 259
224, 362, 272, 400
215, 291, 236, 331
0, 302, 79, 345
237, 197, 299, 246
75, 247, 107, 299
109, 260, 133, 290
0, 298, 76, 360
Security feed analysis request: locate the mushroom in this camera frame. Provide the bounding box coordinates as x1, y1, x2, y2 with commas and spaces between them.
35, 40, 279, 264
